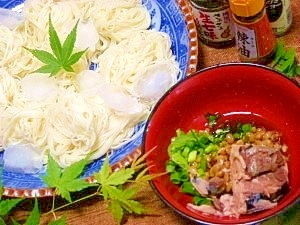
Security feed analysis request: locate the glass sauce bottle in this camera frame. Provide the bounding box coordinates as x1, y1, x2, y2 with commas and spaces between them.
190, 0, 235, 48
229, 0, 276, 64
265, 0, 293, 36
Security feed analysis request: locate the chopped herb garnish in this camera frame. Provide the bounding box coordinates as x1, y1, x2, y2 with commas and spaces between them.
233, 123, 252, 139
166, 128, 219, 203
206, 113, 221, 128
166, 114, 257, 206
271, 42, 300, 79
193, 195, 212, 206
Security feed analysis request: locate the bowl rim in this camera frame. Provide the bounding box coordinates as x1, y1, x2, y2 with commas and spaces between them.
142, 62, 300, 225
173, 62, 299, 91
146, 62, 300, 121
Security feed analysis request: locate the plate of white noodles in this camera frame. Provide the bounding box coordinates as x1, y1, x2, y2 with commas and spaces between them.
0, 0, 198, 197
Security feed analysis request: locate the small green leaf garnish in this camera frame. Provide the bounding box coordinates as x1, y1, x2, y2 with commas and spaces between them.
1, 217, 8, 225
271, 41, 285, 67
24, 198, 40, 225
109, 200, 124, 225
233, 123, 252, 139
271, 42, 300, 80
11, 218, 21, 225
0, 198, 23, 217
93, 157, 145, 225
97, 161, 137, 197
206, 113, 221, 128
47, 217, 67, 225
105, 186, 144, 224
0, 150, 162, 225
41, 155, 95, 202
25, 15, 86, 76
193, 195, 212, 205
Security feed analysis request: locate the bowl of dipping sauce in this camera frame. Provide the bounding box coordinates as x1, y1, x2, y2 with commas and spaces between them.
142, 63, 300, 224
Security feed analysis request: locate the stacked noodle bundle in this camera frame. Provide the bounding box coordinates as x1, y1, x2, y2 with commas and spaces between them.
0, 0, 180, 168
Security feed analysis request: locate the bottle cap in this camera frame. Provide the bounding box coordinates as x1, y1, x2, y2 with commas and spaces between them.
229, 0, 264, 17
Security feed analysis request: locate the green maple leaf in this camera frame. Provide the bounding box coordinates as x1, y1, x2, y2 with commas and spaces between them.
94, 157, 111, 187
109, 200, 124, 225
47, 217, 67, 225
10, 218, 20, 225
0, 198, 23, 216
41, 155, 95, 202
107, 198, 144, 225
105, 186, 144, 214
25, 15, 86, 77
94, 157, 135, 201
94, 157, 135, 187
24, 198, 40, 225
93, 157, 144, 224
105, 186, 144, 225
0, 218, 6, 225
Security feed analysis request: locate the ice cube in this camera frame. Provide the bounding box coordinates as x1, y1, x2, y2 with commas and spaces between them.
3, 143, 44, 174
0, 8, 24, 29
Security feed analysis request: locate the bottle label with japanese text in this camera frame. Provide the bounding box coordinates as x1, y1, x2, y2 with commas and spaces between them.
234, 12, 276, 63
235, 24, 257, 60
191, 7, 235, 43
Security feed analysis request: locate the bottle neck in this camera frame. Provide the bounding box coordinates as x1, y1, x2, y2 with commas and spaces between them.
233, 8, 265, 23
191, 0, 228, 8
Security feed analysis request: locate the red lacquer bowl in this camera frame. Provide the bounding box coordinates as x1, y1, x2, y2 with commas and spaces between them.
142, 63, 300, 224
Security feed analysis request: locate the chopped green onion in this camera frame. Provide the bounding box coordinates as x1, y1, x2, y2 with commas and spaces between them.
193, 195, 212, 205
241, 123, 252, 133
182, 146, 190, 158
181, 181, 196, 195
205, 143, 218, 153
170, 172, 181, 184
166, 161, 176, 173
170, 152, 188, 169
188, 150, 197, 163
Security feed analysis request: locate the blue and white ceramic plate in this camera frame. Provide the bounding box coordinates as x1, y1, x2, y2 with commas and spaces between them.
0, 0, 198, 197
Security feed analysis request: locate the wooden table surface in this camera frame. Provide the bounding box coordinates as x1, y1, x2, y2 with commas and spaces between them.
10, 1, 300, 224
